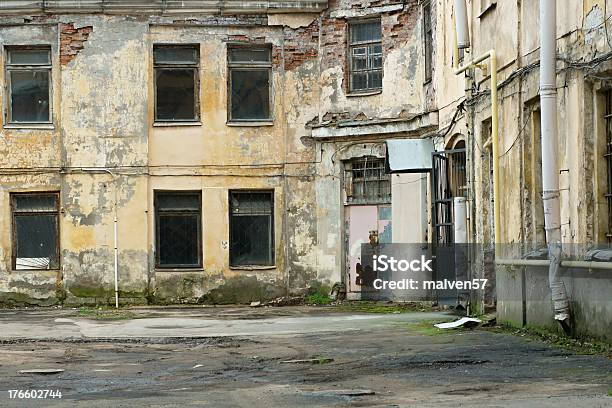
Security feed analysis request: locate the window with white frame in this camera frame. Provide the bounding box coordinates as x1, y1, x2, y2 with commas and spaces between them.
5, 47, 52, 124
349, 20, 383, 93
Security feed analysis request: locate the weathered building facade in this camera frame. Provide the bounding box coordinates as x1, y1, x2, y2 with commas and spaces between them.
0, 0, 438, 306
433, 0, 612, 341
2, 0, 611, 342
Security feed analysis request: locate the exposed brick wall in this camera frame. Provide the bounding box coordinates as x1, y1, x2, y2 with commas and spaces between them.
320, 0, 419, 91
382, 3, 419, 54
321, 17, 347, 74
282, 20, 320, 71
60, 23, 92, 66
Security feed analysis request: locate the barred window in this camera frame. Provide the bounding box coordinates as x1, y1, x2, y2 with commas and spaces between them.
155, 191, 202, 268
11, 192, 59, 270
154, 45, 199, 122
228, 46, 272, 122
6, 47, 52, 123
229, 191, 274, 266
345, 157, 391, 204
349, 20, 383, 93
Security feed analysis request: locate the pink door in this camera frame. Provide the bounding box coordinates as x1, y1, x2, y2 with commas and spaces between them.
346, 205, 391, 294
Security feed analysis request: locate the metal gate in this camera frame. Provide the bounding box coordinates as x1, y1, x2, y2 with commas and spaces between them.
431, 148, 467, 245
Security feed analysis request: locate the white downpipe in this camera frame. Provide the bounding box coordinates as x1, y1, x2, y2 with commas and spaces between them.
454, 197, 469, 308
454, 0, 470, 49
453, 197, 468, 244
113, 201, 119, 309
540, 0, 570, 324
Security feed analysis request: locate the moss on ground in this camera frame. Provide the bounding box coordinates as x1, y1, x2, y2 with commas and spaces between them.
484, 324, 612, 357
76, 307, 138, 320
306, 292, 332, 305
333, 301, 437, 314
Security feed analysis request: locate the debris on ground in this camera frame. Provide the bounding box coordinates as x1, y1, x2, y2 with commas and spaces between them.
264, 296, 303, 307
307, 389, 375, 397
281, 357, 334, 364
19, 368, 65, 375
434, 317, 482, 329
249, 301, 261, 308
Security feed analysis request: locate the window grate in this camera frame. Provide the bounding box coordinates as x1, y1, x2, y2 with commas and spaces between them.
11, 192, 59, 270
345, 157, 391, 204
229, 190, 274, 266
155, 191, 202, 268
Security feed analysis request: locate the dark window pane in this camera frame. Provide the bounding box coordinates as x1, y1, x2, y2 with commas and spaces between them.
158, 214, 200, 266
229, 48, 271, 63
350, 21, 381, 43
156, 193, 200, 211
155, 69, 196, 121
230, 192, 274, 266
369, 71, 382, 89
9, 49, 50, 65
230, 69, 270, 120
15, 214, 58, 269
231, 192, 273, 214
154, 47, 198, 64
230, 215, 273, 266
351, 72, 368, 91
10, 70, 50, 122
13, 194, 57, 212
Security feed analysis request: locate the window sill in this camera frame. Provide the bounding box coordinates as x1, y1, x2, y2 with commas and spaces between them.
12, 269, 60, 273
346, 90, 382, 97
226, 121, 274, 127
153, 121, 201, 127
3, 123, 54, 130
155, 268, 204, 272
230, 265, 276, 271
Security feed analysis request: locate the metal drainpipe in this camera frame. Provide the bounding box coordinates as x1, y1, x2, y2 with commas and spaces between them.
539, 0, 570, 331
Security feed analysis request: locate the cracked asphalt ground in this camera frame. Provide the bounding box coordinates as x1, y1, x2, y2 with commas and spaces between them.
0, 307, 610, 407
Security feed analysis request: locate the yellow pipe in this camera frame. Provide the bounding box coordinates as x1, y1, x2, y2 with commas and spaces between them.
454, 50, 500, 244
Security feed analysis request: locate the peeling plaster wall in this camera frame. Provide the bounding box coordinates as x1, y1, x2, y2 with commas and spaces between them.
312, 0, 435, 295
434, 0, 612, 338
0, 11, 322, 305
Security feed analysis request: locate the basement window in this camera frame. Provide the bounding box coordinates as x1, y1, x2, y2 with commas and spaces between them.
153, 45, 199, 122
229, 190, 274, 266
349, 19, 383, 93
227, 46, 272, 122
5, 47, 52, 124
155, 191, 202, 268
344, 157, 391, 204
11, 192, 59, 270
423, 2, 433, 83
